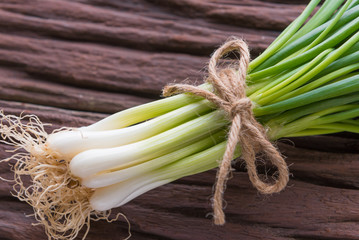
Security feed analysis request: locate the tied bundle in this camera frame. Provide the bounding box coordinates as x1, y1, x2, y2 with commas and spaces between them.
1, 0, 359, 239
163, 38, 289, 225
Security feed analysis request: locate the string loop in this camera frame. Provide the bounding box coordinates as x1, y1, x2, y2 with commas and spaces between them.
163, 37, 289, 225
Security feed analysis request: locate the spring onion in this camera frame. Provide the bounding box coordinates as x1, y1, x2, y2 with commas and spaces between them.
1, 0, 359, 239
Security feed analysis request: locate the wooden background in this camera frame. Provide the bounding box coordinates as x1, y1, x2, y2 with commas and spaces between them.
1, 0, 359, 239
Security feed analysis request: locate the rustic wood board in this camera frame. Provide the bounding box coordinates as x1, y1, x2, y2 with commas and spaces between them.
1, 0, 359, 239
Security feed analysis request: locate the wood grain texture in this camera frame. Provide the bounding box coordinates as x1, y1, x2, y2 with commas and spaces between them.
1, 0, 359, 240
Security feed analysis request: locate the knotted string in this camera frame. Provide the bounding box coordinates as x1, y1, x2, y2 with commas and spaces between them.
163, 37, 289, 225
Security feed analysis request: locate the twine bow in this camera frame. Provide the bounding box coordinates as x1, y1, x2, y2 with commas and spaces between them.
163, 37, 289, 225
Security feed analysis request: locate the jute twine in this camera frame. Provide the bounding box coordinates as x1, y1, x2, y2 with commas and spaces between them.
163, 37, 289, 225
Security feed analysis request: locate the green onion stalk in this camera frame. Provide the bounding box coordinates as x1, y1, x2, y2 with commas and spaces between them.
1, 0, 359, 239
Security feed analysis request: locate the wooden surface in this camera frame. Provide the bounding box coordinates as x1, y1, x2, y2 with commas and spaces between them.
1, 0, 359, 239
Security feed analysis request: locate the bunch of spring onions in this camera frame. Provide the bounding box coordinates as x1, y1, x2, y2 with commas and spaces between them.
1, 0, 359, 239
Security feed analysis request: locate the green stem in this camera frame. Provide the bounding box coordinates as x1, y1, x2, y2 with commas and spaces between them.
254, 49, 333, 105
85, 84, 213, 131
248, 0, 320, 70
300, 0, 352, 53
274, 63, 359, 102
284, 0, 346, 46
254, 74, 359, 116
249, 16, 359, 80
